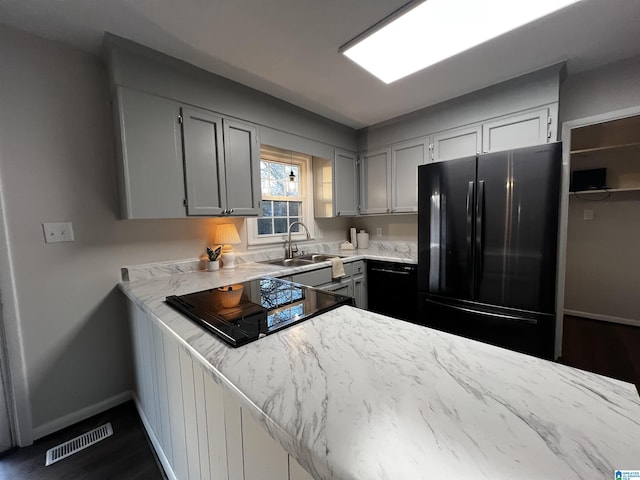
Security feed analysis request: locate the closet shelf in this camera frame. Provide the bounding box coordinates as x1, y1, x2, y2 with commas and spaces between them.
569, 187, 640, 195
570, 142, 640, 155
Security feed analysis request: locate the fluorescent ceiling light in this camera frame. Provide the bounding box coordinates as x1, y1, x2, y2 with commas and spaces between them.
342, 0, 583, 84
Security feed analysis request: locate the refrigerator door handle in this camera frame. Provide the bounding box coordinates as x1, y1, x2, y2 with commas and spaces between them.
466, 181, 475, 294
475, 180, 485, 288
424, 298, 538, 324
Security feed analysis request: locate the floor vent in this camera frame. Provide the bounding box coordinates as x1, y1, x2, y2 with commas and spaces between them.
45, 422, 113, 466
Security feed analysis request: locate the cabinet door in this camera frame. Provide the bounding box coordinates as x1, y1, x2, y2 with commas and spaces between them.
114, 87, 186, 219
321, 279, 352, 298
182, 107, 227, 215
223, 118, 261, 216
431, 124, 481, 163
360, 148, 391, 214
482, 107, 550, 153
334, 149, 359, 216
352, 273, 367, 309
391, 137, 428, 212
241, 409, 289, 480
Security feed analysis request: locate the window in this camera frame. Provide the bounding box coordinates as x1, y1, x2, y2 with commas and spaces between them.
247, 145, 315, 245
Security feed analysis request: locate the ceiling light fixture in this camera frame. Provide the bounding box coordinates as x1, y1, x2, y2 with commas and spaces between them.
341, 0, 583, 84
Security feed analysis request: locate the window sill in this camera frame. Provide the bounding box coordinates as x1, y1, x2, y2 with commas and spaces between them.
247, 234, 315, 248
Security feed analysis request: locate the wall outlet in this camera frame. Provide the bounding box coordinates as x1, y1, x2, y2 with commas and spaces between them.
42, 222, 75, 243
583, 210, 594, 221
376, 227, 382, 237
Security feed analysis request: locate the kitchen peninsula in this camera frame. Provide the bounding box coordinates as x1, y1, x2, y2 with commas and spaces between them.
119, 251, 640, 480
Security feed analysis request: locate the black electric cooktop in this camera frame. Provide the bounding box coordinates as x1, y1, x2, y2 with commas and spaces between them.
166, 277, 352, 347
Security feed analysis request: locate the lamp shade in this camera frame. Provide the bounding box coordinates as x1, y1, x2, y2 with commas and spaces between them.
214, 224, 241, 245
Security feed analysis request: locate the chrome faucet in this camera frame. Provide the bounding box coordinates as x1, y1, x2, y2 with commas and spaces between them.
286, 221, 311, 258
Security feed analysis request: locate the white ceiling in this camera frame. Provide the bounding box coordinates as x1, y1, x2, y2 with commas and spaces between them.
1, 0, 639, 128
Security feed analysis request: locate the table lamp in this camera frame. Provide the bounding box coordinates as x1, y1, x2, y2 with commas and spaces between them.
214, 223, 241, 269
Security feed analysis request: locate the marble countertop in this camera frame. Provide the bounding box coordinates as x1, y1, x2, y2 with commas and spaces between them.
119, 250, 640, 480
120, 240, 417, 281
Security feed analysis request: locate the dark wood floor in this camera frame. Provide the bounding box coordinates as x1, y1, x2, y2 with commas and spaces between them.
561, 315, 640, 394
0, 401, 165, 480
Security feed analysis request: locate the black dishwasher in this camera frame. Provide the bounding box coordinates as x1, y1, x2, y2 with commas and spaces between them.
367, 261, 418, 322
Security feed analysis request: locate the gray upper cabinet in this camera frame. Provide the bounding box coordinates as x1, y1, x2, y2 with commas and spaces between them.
390, 137, 428, 213
182, 107, 226, 216
334, 149, 358, 216
223, 119, 261, 216
313, 149, 358, 218
360, 148, 391, 214
114, 87, 186, 219
183, 109, 261, 216
114, 86, 261, 219
431, 124, 481, 163
482, 107, 550, 153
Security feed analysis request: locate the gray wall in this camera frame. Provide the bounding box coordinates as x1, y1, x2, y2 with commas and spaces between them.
559, 54, 640, 125
351, 215, 417, 243
564, 193, 640, 322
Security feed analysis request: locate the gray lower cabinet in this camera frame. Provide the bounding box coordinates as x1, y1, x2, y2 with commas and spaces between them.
352, 272, 367, 310
313, 149, 358, 218
290, 261, 367, 309
390, 137, 429, 213
360, 148, 391, 214
128, 298, 312, 480
114, 86, 260, 219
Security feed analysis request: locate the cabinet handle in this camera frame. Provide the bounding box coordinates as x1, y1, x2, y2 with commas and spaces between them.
336, 211, 341, 216
222, 209, 228, 215
229, 208, 234, 214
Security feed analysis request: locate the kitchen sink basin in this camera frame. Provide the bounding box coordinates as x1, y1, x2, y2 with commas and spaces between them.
295, 253, 346, 262
261, 253, 346, 267
262, 258, 315, 267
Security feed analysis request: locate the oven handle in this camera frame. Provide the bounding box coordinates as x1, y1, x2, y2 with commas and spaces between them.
424, 298, 538, 324
369, 267, 412, 275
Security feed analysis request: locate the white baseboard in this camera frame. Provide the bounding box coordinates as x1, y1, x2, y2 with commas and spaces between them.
564, 309, 640, 327
32, 391, 132, 440
133, 394, 177, 480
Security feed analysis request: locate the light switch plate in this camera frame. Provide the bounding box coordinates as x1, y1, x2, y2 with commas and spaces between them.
376, 227, 382, 237
42, 222, 74, 243
583, 210, 594, 221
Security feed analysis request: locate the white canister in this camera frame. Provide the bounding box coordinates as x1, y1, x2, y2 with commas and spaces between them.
356, 230, 369, 249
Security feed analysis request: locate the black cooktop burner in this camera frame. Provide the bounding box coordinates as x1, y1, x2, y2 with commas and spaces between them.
166, 277, 352, 347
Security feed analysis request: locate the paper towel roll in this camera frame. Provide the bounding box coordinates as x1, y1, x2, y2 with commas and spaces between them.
350, 228, 357, 249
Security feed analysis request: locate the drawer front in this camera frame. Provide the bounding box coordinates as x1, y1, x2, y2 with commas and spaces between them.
292, 267, 332, 287
349, 261, 365, 276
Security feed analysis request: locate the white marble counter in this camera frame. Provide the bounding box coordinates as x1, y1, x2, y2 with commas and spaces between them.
121, 240, 417, 281
119, 258, 640, 480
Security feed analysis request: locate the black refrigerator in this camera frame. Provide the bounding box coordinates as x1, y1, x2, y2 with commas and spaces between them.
417, 142, 561, 359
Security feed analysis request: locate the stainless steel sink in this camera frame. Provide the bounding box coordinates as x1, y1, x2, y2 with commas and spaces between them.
296, 254, 346, 262
261, 253, 345, 267
262, 258, 315, 267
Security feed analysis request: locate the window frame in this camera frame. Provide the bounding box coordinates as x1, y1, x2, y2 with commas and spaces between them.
247, 146, 315, 246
